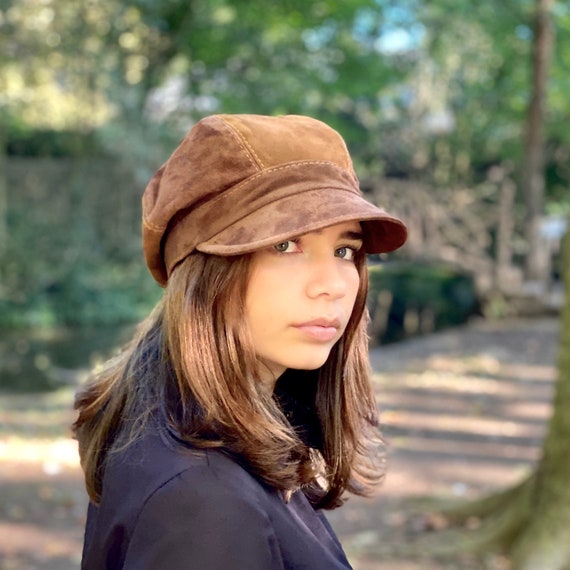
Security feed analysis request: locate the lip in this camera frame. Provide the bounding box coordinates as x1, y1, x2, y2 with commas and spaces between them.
292, 318, 342, 342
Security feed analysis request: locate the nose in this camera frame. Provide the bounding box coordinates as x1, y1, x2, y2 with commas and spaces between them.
305, 256, 349, 300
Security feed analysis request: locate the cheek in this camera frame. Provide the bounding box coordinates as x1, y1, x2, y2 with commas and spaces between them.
346, 265, 361, 303
342, 266, 363, 325
245, 266, 282, 333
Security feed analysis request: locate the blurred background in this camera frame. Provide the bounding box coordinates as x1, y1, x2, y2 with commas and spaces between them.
1, 0, 569, 568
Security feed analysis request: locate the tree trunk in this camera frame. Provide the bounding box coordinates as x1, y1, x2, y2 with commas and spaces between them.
495, 166, 516, 291
0, 125, 7, 255
510, 228, 570, 569
420, 229, 570, 568
522, 0, 554, 282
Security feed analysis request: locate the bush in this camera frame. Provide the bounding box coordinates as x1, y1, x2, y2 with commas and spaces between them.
6, 125, 102, 157
367, 261, 481, 344
0, 262, 161, 329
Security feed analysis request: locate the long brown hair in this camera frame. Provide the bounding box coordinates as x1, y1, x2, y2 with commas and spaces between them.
73, 249, 384, 509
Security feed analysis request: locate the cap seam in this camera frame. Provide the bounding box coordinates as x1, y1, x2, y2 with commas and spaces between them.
143, 218, 166, 231
194, 160, 356, 216
199, 184, 361, 245
338, 137, 353, 172
143, 160, 354, 234
218, 116, 265, 170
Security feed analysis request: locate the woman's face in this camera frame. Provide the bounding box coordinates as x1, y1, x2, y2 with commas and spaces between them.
245, 221, 363, 390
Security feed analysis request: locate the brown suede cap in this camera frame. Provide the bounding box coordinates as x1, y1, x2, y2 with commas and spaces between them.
142, 114, 407, 286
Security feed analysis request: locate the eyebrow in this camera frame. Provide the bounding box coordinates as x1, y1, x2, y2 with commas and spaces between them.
339, 231, 364, 241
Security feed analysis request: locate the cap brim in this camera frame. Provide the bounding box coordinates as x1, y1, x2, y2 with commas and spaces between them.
196, 188, 407, 256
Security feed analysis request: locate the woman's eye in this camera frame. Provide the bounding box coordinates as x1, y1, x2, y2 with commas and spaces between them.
335, 246, 356, 261
273, 240, 298, 253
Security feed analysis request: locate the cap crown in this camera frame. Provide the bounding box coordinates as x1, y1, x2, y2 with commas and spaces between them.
142, 115, 360, 284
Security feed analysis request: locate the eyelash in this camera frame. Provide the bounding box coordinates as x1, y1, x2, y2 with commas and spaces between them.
273, 239, 300, 254
336, 246, 357, 261
273, 240, 361, 260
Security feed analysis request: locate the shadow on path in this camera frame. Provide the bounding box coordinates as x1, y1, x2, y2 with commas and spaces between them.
328, 316, 559, 570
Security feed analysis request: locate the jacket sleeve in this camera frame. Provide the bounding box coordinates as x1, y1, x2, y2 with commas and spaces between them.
122, 467, 285, 570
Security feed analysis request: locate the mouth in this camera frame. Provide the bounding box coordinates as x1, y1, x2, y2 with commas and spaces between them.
292, 318, 342, 342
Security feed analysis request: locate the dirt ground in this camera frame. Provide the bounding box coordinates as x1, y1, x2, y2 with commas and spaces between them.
0, 316, 560, 569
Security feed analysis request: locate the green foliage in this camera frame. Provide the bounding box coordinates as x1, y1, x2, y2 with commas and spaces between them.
0, 157, 162, 328
368, 261, 480, 344
5, 127, 102, 157
0, 261, 161, 329
1, 0, 569, 332
0, 326, 134, 392
358, 0, 570, 196
3, 0, 570, 193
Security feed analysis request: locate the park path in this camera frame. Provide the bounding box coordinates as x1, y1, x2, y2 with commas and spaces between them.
330, 316, 559, 569
0, 317, 560, 570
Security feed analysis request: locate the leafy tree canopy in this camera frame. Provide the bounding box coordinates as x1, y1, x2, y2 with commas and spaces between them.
1, 0, 569, 196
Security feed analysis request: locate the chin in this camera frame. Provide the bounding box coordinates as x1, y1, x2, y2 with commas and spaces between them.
284, 350, 332, 372
263, 342, 338, 375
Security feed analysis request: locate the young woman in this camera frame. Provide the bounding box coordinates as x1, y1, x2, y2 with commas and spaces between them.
74, 114, 407, 569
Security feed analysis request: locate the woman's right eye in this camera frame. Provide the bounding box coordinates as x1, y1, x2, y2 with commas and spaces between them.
273, 240, 298, 253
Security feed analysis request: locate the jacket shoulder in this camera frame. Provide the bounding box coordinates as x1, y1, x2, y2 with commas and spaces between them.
104, 428, 271, 516
82, 429, 284, 569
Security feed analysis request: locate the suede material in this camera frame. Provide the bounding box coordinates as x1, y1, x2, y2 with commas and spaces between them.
142, 114, 407, 286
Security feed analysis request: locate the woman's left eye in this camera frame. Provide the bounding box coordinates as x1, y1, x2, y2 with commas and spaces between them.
273, 240, 298, 253
335, 246, 356, 261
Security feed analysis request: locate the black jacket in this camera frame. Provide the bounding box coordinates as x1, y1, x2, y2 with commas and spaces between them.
82, 427, 352, 569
